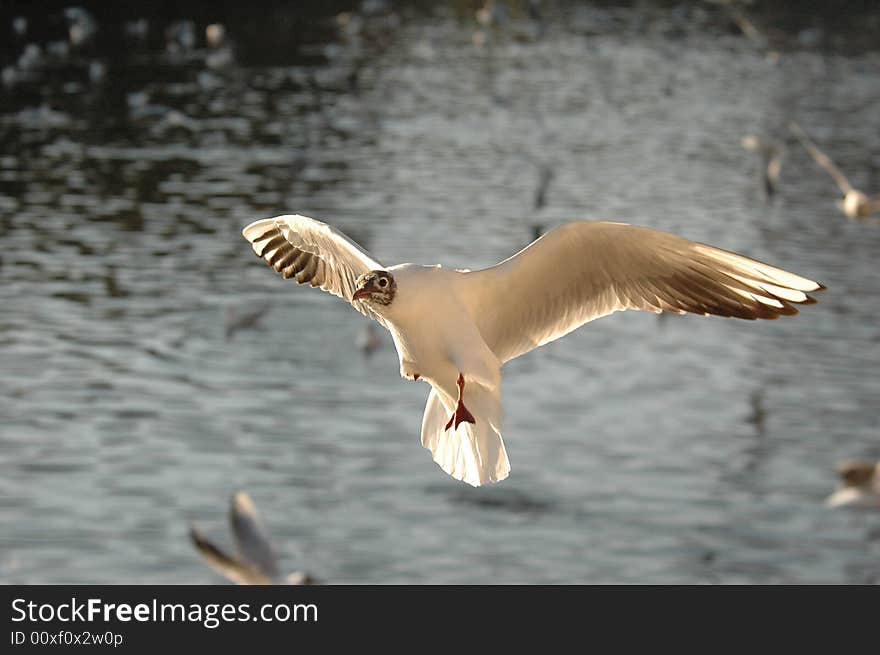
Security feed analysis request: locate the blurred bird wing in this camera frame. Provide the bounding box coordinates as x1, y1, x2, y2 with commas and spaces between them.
462, 221, 824, 363
766, 150, 783, 185
189, 524, 273, 585
825, 487, 878, 508
229, 492, 280, 582
788, 121, 854, 195
242, 214, 388, 325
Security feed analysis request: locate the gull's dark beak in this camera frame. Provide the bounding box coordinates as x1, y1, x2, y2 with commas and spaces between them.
353, 286, 373, 301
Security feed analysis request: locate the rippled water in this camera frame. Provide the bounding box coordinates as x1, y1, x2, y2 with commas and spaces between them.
1, 3, 879, 584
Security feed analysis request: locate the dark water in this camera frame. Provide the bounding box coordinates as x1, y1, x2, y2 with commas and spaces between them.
1, 2, 879, 584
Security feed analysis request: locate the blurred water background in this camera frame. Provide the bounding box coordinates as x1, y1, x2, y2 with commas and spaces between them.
1, 0, 879, 584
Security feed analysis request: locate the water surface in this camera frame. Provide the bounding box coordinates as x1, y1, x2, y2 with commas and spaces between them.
1, 2, 879, 584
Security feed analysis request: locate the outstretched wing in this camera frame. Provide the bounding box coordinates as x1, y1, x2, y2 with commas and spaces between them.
242, 214, 387, 324
229, 492, 280, 582
189, 524, 273, 585
788, 121, 854, 195
462, 221, 824, 363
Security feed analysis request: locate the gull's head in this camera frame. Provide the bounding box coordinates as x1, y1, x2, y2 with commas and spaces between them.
836, 460, 878, 489
353, 270, 396, 306
826, 460, 880, 508
741, 135, 762, 153
840, 190, 869, 219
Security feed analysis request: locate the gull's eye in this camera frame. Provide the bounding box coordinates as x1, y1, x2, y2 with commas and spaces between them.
378, 278, 388, 288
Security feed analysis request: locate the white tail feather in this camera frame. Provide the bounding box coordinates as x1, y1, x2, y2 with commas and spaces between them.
420, 385, 510, 487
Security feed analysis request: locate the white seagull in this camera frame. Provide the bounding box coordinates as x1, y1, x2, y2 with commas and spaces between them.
242, 214, 824, 486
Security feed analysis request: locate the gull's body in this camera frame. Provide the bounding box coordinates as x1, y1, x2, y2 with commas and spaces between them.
826, 461, 880, 509
789, 121, 880, 220
243, 214, 823, 486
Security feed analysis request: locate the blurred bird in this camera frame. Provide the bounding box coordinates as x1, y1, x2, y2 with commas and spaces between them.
741, 134, 782, 197
745, 389, 766, 436
166, 20, 196, 54
826, 461, 880, 509
46, 40, 70, 58
88, 60, 105, 84
728, 8, 766, 49
103, 265, 126, 298
335, 11, 363, 38
224, 301, 271, 340
64, 7, 98, 48
206, 23, 226, 48
533, 163, 555, 211
476, 1, 507, 29
1, 66, 15, 87
12, 16, 28, 38
712, 0, 780, 61
190, 491, 316, 585
243, 214, 823, 487
788, 121, 880, 220
204, 23, 235, 68
17, 43, 42, 71
357, 321, 382, 358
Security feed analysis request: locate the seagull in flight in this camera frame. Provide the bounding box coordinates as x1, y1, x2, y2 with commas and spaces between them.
788, 121, 880, 220
243, 214, 824, 486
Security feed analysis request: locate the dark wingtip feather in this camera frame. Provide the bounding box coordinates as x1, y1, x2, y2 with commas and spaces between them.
248, 226, 278, 244
189, 524, 232, 564
257, 234, 287, 257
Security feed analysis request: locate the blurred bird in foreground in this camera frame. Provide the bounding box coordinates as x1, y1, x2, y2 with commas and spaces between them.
741, 134, 782, 197
788, 121, 880, 220
190, 492, 316, 585
826, 461, 880, 508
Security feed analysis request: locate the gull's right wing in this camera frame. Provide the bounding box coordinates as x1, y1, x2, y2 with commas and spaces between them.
229, 492, 280, 583
462, 221, 824, 363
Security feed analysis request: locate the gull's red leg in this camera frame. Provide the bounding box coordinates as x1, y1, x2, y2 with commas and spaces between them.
445, 373, 477, 431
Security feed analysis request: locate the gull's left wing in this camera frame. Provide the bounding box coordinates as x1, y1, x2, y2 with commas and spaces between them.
189, 524, 273, 585
461, 221, 824, 363
229, 492, 280, 583
242, 214, 387, 325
